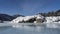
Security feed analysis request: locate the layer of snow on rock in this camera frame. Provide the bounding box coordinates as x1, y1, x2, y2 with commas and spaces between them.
10, 17, 24, 23
24, 16, 34, 21
34, 14, 44, 19
45, 16, 60, 23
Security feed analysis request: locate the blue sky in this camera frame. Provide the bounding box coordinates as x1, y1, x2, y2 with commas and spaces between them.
0, 0, 60, 16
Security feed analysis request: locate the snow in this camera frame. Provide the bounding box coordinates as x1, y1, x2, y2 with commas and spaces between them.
10, 14, 44, 23
23, 16, 34, 21
45, 16, 60, 23
9, 14, 60, 24
34, 14, 44, 19
34, 21, 37, 23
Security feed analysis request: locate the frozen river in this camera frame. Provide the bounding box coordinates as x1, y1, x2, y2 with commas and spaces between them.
0, 23, 60, 34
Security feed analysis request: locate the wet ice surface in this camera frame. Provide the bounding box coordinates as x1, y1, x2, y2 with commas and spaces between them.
0, 23, 60, 34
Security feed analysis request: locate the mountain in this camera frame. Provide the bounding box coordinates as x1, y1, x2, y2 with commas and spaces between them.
0, 9, 60, 23
0, 14, 25, 21
38, 9, 60, 17
0, 14, 14, 21
12, 14, 25, 19
10, 14, 44, 23
10, 9, 60, 23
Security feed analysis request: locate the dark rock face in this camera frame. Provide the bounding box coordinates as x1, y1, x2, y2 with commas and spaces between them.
25, 18, 36, 23
18, 18, 36, 23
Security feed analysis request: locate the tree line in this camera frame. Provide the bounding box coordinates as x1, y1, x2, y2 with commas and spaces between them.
39, 10, 60, 17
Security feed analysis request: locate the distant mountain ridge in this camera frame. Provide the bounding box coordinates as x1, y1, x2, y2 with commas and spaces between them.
0, 9, 60, 21
0, 14, 13, 21
39, 10, 60, 17
13, 14, 25, 19
0, 14, 24, 21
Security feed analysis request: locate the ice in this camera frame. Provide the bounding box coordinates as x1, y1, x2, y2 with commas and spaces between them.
46, 23, 60, 28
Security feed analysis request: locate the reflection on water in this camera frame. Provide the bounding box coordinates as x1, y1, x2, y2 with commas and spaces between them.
0, 23, 60, 34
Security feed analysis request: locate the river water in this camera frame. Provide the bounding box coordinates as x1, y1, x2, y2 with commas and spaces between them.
0, 23, 60, 34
